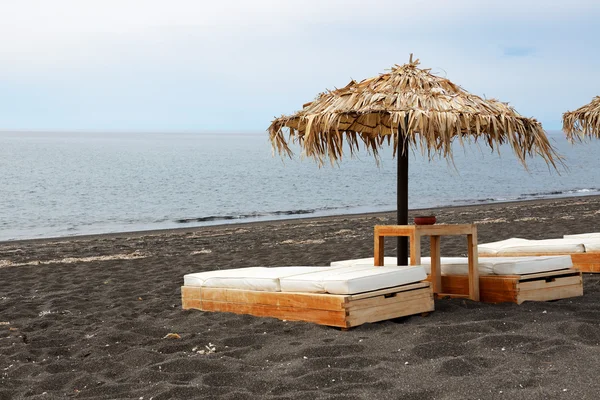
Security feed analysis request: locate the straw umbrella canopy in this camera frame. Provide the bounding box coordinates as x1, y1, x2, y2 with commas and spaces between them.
269, 55, 562, 266
562, 96, 600, 140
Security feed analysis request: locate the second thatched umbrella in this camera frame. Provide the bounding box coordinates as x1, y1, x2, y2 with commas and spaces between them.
269, 55, 562, 266
563, 96, 600, 140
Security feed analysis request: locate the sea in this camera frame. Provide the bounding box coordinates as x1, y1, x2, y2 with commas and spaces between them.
1, 130, 599, 242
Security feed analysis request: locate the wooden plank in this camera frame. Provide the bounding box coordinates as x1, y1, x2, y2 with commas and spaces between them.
200, 300, 349, 327
467, 232, 480, 301
518, 269, 578, 280
347, 282, 430, 300
375, 225, 415, 236
518, 275, 582, 291
430, 235, 441, 294
182, 286, 203, 300
575, 263, 600, 273
415, 224, 475, 236
410, 232, 420, 265
517, 284, 584, 304
198, 287, 347, 311
345, 288, 432, 311
374, 232, 385, 266
428, 274, 519, 303
436, 293, 470, 299
375, 224, 476, 237
347, 296, 434, 327
571, 253, 600, 273
182, 298, 203, 310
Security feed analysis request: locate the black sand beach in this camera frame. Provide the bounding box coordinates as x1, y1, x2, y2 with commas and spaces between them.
1, 196, 600, 399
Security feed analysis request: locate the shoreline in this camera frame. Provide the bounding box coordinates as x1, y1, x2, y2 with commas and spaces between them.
5, 193, 600, 246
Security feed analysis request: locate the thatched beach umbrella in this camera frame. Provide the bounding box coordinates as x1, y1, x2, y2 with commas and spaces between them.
269, 55, 562, 266
563, 96, 600, 140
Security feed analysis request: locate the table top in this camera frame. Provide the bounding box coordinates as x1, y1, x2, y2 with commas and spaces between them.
374, 224, 477, 236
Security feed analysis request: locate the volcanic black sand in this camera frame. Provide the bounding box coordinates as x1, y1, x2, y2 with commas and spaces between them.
1, 196, 600, 399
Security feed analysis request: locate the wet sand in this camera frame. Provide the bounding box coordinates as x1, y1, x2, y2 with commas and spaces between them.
1, 196, 600, 399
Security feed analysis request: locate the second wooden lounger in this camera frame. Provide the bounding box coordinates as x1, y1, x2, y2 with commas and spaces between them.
478, 237, 600, 273
332, 256, 583, 304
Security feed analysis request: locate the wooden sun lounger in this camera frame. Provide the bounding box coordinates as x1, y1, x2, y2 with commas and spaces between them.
182, 282, 434, 328
425, 269, 583, 304
332, 257, 584, 305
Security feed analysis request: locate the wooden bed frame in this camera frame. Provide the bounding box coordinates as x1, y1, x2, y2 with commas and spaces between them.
182, 282, 435, 328
481, 253, 600, 273
425, 269, 583, 304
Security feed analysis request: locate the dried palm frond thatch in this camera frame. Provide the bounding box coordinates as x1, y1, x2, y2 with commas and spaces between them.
269, 55, 561, 170
563, 96, 600, 140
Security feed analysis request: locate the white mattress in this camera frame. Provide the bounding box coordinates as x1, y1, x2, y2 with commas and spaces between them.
564, 232, 600, 239
184, 265, 427, 295
417, 257, 494, 275
332, 256, 572, 276
581, 240, 600, 252
423, 256, 572, 275
478, 238, 586, 255
184, 266, 332, 291
279, 265, 427, 294
487, 256, 572, 275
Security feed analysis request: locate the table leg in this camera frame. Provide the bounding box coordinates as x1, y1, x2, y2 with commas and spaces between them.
409, 233, 421, 266
374, 233, 384, 267
430, 235, 441, 295
467, 233, 480, 301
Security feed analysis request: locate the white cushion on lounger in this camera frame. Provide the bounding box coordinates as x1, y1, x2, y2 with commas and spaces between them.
421, 256, 572, 275
418, 257, 494, 275
489, 256, 572, 275
280, 265, 427, 295
564, 232, 600, 239
330, 257, 398, 267
581, 240, 600, 252
478, 238, 585, 255
184, 266, 332, 291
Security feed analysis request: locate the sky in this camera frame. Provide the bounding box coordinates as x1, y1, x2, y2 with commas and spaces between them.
0, 0, 599, 132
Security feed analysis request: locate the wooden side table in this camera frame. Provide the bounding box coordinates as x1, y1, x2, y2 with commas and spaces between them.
374, 224, 480, 301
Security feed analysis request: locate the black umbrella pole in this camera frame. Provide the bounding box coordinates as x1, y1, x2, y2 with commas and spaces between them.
397, 137, 409, 266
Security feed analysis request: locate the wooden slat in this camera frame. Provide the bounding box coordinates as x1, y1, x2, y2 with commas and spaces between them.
182, 286, 203, 300
347, 282, 430, 300
374, 232, 385, 266
375, 225, 415, 236
430, 235, 441, 294
518, 275, 582, 291
375, 224, 476, 236
467, 231, 480, 301
345, 288, 432, 311
410, 231, 420, 265
198, 287, 347, 311
571, 253, 600, 273
518, 269, 579, 280
436, 293, 470, 299
414, 224, 475, 235
200, 300, 349, 327
517, 284, 584, 304
182, 298, 203, 310
347, 296, 434, 327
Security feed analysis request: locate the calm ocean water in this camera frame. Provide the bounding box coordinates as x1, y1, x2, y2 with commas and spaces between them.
1, 130, 599, 241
